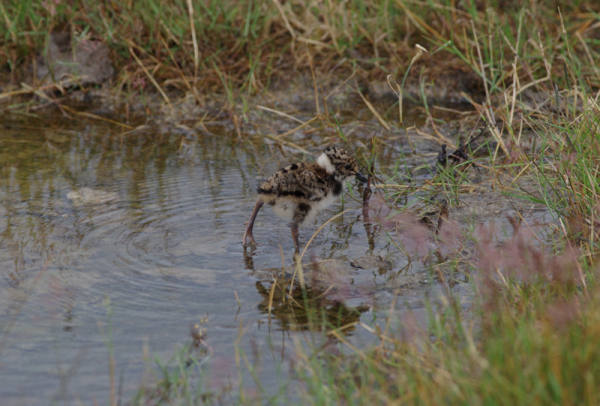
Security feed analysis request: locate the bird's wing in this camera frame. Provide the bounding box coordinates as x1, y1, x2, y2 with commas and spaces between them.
260, 164, 327, 201
292, 167, 328, 201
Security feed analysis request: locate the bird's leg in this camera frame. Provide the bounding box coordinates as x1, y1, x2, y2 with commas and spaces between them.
243, 199, 264, 245
291, 223, 300, 253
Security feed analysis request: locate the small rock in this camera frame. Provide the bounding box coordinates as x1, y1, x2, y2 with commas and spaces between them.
350, 255, 393, 272
67, 188, 120, 206
45, 131, 70, 143
36, 32, 114, 87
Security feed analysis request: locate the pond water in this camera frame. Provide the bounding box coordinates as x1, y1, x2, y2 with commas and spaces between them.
0, 104, 555, 404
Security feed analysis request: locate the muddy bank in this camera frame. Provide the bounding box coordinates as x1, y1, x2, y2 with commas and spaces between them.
2, 31, 489, 112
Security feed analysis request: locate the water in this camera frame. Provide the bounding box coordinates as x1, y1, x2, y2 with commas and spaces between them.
0, 108, 554, 404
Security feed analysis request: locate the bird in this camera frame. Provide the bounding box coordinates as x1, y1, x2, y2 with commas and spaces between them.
243, 146, 367, 251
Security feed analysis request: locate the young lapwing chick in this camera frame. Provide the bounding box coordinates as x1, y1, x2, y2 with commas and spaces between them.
243, 146, 367, 251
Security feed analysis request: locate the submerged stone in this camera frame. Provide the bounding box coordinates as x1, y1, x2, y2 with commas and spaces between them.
350, 255, 393, 272
67, 188, 120, 206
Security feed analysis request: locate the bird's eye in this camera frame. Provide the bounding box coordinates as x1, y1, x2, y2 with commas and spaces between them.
344, 164, 351, 170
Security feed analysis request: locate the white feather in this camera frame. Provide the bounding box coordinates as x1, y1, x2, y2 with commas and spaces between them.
272, 201, 295, 221
312, 193, 337, 216
316, 153, 335, 174
271, 191, 338, 226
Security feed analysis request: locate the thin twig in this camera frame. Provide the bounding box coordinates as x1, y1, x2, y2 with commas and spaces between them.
129, 47, 173, 113
289, 208, 351, 293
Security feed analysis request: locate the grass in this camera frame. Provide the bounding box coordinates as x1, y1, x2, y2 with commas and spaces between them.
2, 0, 600, 405
2, 1, 598, 110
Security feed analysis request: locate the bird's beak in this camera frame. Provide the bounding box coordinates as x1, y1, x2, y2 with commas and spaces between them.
355, 172, 368, 183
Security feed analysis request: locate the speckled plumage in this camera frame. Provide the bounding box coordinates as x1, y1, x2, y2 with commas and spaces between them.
243, 146, 367, 251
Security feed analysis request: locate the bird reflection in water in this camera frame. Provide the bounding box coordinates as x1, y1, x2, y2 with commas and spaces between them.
254, 277, 369, 333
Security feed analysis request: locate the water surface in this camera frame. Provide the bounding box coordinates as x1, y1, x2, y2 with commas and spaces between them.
0, 107, 554, 404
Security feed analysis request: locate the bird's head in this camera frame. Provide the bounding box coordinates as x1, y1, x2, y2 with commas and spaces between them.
317, 146, 368, 184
